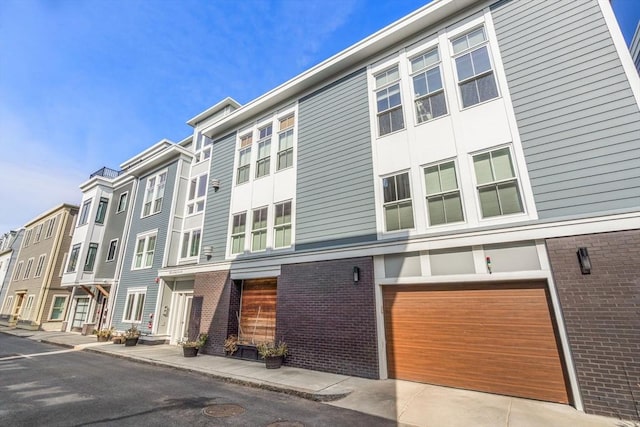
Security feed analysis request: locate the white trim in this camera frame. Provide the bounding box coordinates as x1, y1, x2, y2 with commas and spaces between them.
33, 254, 46, 278
116, 191, 129, 214
131, 230, 159, 270
141, 168, 168, 218
106, 238, 119, 262
48, 294, 69, 321
122, 287, 147, 323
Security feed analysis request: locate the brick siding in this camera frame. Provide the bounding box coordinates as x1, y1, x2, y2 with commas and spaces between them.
277, 257, 379, 379
191, 270, 233, 355
546, 230, 640, 420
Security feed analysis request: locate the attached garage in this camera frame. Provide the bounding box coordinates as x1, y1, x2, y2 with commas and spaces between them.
383, 281, 569, 403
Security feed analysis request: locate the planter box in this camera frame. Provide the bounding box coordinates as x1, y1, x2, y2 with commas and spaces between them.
265, 355, 283, 369
124, 337, 139, 347
229, 344, 260, 361
183, 347, 199, 357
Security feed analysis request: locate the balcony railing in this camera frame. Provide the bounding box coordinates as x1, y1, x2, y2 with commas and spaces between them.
90, 167, 122, 179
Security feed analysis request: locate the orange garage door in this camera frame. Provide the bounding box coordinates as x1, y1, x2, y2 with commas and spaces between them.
383, 281, 569, 403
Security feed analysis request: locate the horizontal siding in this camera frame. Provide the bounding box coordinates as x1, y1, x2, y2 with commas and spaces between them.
491, 0, 640, 218
96, 181, 133, 279
296, 68, 377, 248
200, 132, 235, 263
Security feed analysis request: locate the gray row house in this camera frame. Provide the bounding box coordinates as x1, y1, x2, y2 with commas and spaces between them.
0, 0, 638, 421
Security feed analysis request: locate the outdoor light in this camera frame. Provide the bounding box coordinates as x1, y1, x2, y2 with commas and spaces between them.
203, 246, 214, 260
577, 247, 591, 275
210, 178, 220, 192
353, 266, 360, 283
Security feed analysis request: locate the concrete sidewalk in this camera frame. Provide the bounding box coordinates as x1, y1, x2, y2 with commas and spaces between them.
0, 327, 622, 427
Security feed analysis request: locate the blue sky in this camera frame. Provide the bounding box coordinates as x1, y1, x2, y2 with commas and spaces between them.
0, 0, 638, 232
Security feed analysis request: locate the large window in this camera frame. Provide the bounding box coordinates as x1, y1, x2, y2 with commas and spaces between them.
452, 26, 498, 108
34, 254, 46, 278
133, 233, 157, 269
78, 200, 92, 225
251, 207, 268, 252
116, 192, 128, 214
187, 174, 208, 215
274, 201, 292, 248
424, 161, 464, 226
23, 258, 34, 279
23, 229, 32, 247
180, 229, 201, 259
375, 66, 404, 136
382, 172, 414, 232
410, 48, 447, 123
194, 135, 212, 163
84, 243, 99, 272
237, 134, 252, 185
230, 213, 246, 255
44, 217, 56, 239
123, 288, 146, 323
142, 171, 167, 217
256, 125, 272, 178
33, 224, 43, 243
22, 295, 34, 320
277, 116, 294, 171
67, 244, 81, 273
95, 197, 109, 224
106, 239, 118, 262
473, 148, 523, 218
13, 261, 23, 280
49, 295, 68, 321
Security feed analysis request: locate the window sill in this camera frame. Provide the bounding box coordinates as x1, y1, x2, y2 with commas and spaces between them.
458, 94, 501, 112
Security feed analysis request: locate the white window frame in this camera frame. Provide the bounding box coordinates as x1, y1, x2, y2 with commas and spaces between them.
194, 135, 213, 163
179, 228, 201, 260
409, 47, 448, 124
48, 295, 69, 321
230, 212, 247, 255
186, 173, 208, 215
67, 244, 81, 273
44, 216, 56, 239
374, 65, 405, 137
33, 224, 43, 243
273, 200, 292, 249
251, 207, 268, 252
423, 160, 465, 226
277, 115, 295, 171
13, 261, 23, 281
116, 192, 129, 214
142, 170, 167, 218
382, 171, 415, 232
95, 197, 109, 224
236, 133, 252, 185
78, 199, 92, 226
84, 243, 99, 272
255, 124, 272, 178
132, 231, 157, 270
21, 295, 35, 321
106, 239, 118, 262
23, 229, 32, 247
23, 257, 34, 279
123, 287, 147, 323
34, 254, 46, 278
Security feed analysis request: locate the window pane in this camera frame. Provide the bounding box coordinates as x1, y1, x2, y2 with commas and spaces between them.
387, 84, 401, 108
431, 92, 447, 118
378, 111, 392, 135
456, 53, 474, 81
428, 197, 446, 225
460, 80, 480, 108
390, 107, 405, 132
443, 193, 464, 222
477, 73, 498, 103
479, 186, 501, 218
413, 73, 428, 97
191, 230, 201, 256
425, 67, 442, 92
197, 175, 208, 198
231, 235, 245, 254
439, 162, 457, 191
425, 166, 441, 195
497, 182, 523, 214
396, 173, 411, 200
279, 130, 293, 150
384, 205, 400, 231
181, 233, 190, 258
452, 36, 468, 54
467, 27, 486, 48
474, 153, 494, 184
147, 236, 156, 251
124, 295, 134, 320
382, 176, 397, 203
471, 46, 491, 74
135, 294, 145, 321
492, 148, 514, 180
398, 201, 415, 229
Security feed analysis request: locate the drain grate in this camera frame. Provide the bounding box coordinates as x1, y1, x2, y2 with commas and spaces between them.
202, 404, 246, 418
267, 422, 305, 427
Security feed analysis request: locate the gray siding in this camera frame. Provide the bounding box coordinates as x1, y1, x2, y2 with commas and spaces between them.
491, 0, 640, 219
296, 68, 378, 250
0, 230, 23, 308
96, 181, 133, 279
113, 163, 178, 331
200, 132, 235, 263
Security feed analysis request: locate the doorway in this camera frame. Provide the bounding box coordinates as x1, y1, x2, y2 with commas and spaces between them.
169, 292, 193, 345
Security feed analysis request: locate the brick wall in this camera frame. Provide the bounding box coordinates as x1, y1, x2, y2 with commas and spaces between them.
277, 257, 379, 379
191, 270, 232, 355
547, 230, 640, 420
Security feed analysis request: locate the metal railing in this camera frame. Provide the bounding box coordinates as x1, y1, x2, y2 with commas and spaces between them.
90, 167, 122, 179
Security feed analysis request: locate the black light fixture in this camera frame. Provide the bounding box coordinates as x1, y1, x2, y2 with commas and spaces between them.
353, 266, 360, 283
577, 247, 591, 275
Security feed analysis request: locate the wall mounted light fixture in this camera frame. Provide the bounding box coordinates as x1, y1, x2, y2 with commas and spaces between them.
203, 246, 214, 260
577, 247, 591, 275
210, 179, 220, 192
353, 266, 360, 283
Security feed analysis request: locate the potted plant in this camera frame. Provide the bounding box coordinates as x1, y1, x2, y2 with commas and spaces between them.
180, 333, 208, 357
124, 325, 141, 346
112, 333, 125, 344
224, 335, 238, 356
95, 327, 114, 342
257, 341, 288, 369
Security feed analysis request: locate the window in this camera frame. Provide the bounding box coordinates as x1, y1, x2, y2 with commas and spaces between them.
230, 213, 246, 255
186, 174, 208, 215
277, 116, 294, 171
251, 207, 268, 252
375, 66, 404, 136
95, 197, 109, 224
382, 172, 414, 231
123, 288, 146, 322
23, 229, 32, 247
44, 217, 56, 239
410, 48, 447, 123
142, 171, 167, 217
133, 233, 157, 269
22, 295, 34, 320
13, 261, 23, 281
274, 201, 292, 248
180, 229, 201, 259
67, 244, 81, 273
116, 192, 129, 213
237, 147, 251, 184
59, 253, 67, 277
33, 224, 43, 243
78, 200, 92, 225
49, 295, 68, 320
195, 135, 212, 163
424, 161, 464, 225
256, 125, 272, 178
106, 239, 118, 262
84, 243, 99, 272
4, 296, 14, 314
473, 148, 523, 218
452, 26, 498, 108
34, 254, 46, 278
23, 258, 33, 279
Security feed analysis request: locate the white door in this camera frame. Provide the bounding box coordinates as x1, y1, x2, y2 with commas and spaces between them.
169, 293, 193, 344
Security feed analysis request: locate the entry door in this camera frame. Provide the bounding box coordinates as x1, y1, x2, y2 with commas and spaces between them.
170, 293, 193, 344
72, 297, 90, 329
12, 294, 25, 323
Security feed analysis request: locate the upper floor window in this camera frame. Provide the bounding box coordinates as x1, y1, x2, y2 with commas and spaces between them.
13, 261, 23, 280
256, 125, 272, 178
78, 200, 92, 226
251, 207, 268, 252
452, 26, 498, 108
237, 134, 252, 185
180, 229, 201, 259
106, 239, 118, 262
67, 244, 81, 273
84, 243, 99, 272
473, 147, 523, 218
230, 212, 246, 255
23, 229, 32, 247
44, 217, 56, 239
274, 201, 292, 248
187, 174, 208, 215
33, 224, 43, 243
424, 161, 464, 225
95, 198, 109, 224
375, 66, 404, 136
23, 258, 34, 279
410, 48, 447, 123
382, 172, 414, 232
277, 116, 294, 171
133, 233, 156, 269
142, 171, 167, 217
116, 192, 128, 214
194, 136, 212, 163
34, 254, 46, 278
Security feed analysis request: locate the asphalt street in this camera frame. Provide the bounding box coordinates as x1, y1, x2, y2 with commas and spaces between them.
0, 334, 395, 427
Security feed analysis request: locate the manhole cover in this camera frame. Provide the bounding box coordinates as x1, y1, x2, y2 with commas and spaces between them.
202, 404, 245, 418
266, 422, 305, 427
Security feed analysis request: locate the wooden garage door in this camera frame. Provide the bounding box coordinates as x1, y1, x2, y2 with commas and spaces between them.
383, 281, 569, 403
239, 278, 277, 345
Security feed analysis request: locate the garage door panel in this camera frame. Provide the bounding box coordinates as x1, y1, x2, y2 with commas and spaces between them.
383, 281, 569, 404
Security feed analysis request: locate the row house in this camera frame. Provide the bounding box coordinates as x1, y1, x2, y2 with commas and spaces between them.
0, 229, 24, 312
0, 205, 78, 330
